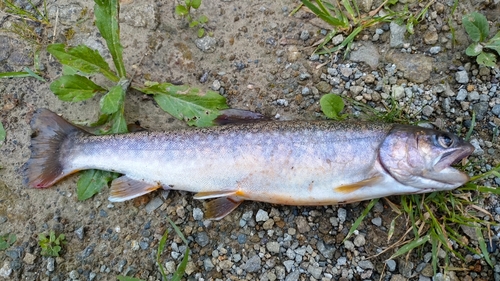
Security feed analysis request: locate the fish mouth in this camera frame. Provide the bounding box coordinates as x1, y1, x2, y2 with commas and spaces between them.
434, 143, 475, 172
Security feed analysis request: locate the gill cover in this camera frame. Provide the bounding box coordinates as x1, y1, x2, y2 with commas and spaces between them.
378, 125, 474, 190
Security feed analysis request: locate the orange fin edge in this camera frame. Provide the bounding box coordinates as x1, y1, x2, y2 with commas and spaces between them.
109, 176, 162, 202
334, 175, 383, 194
204, 196, 243, 220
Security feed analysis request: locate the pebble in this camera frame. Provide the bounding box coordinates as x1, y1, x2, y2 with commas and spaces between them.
266, 241, 280, 253
295, 216, 311, 233
144, 197, 163, 214
331, 34, 344, 45
23, 253, 36, 265
256, 209, 269, 222
386, 259, 397, 271
429, 46, 441, 54
242, 255, 261, 273
301, 86, 311, 95
337, 208, 347, 223
300, 30, 310, 41
196, 232, 209, 247
204, 258, 214, 271
69, 269, 79, 279
308, 264, 323, 279
389, 22, 406, 48
358, 260, 374, 269
194, 36, 217, 52
344, 240, 355, 252
455, 70, 469, 84
392, 85, 405, 100
493, 105, 500, 117
193, 208, 203, 220
456, 89, 468, 101
47, 257, 55, 272
285, 270, 300, 281
422, 105, 434, 117
371, 217, 382, 226
336, 256, 348, 266
470, 139, 484, 156
354, 234, 366, 247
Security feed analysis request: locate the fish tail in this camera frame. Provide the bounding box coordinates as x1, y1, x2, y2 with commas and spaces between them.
23, 109, 88, 188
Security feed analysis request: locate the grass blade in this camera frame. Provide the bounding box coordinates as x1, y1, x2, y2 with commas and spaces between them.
390, 234, 430, 259
476, 226, 493, 267
0, 122, 5, 146
344, 198, 378, 241
166, 217, 190, 281
156, 228, 169, 279
94, 0, 126, 78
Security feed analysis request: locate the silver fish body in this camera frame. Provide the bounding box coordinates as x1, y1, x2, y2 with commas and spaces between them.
24, 109, 474, 219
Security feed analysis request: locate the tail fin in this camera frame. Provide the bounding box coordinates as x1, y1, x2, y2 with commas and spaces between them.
23, 109, 88, 188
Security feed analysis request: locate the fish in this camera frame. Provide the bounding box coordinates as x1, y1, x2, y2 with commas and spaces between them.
23, 108, 474, 220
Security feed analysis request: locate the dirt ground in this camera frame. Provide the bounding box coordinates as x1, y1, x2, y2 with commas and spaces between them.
1, 0, 500, 280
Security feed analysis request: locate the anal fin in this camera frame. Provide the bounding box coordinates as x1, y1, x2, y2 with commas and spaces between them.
204, 196, 243, 220
194, 190, 238, 200
109, 176, 162, 202
334, 175, 383, 194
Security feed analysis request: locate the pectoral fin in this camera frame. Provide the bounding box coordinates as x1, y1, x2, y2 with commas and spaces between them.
109, 176, 162, 202
204, 196, 244, 220
334, 175, 383, 194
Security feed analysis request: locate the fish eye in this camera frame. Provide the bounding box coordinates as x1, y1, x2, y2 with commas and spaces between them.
437, 134, 453, 148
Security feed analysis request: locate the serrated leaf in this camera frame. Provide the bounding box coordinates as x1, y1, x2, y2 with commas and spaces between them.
77, 169, 118, 201
484, 31, 500, 55
0, 122, 5, 146
465, 43, 482, 57
94, 0, 126, 78
100, 85, 124, 114
141, 83, 229, 127
477, 52, 497, 67
191, 0, 201, 9
50, 75, 106, 102
175, 5, 188, 16
462, 12, 489, 42
47, 43, 118, 81
320, 93, 347, 120
62, 65, 79, 76
110, 111, 128, 134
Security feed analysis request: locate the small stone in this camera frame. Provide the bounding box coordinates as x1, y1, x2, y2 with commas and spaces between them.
390, 22, 406, 48
75, 226, 85, 240
365, 74, 376, 84
344, 240, 355, 251
212, 80, 221, 91
295, 216, 310, 233
372, 217, 382, 227
354, 234, 366, 247
196, 232, 210, 247
299, 72, 311, 80
456, 89, 468, 101
337, 208, 347, 223
266, 241, 280, 254
283, 260, 295, 272
350, 85, 364, 95
307, 264, 323, 279
336, 256, 347, 266
242, 255, 261, 273
331, 34, 344, 45
301, 87, 311, 96
399, 260, 414, 278
340, 66, 353, 77
470, 139, 484, 156
145, 197, 163, 214
492, 105, 500, 117
429, 46, 441, 54
358, 260, 374, 269
193, 208, 203, 220
386, 259, 397, 271
23, 253, 36, 265
47, 257, 55, 272
204, 258, 214, 271
455, 70, 469, 84
316, 81, 332, 93
392, 85, 405, 100
237, 233, 247, 244
263, 219, 275, 230
423, 28, 438, 45
422, 105, 434, 117
287, 46, 301, 62
256, 209, 269, 222
194, 36, 217, 52
0, 262, 12, 278
300, 30, 310, 41
468, 91, 480, 101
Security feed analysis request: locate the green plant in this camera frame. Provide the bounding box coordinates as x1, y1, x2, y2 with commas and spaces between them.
175, 0, 209, 38
319, 93, 347, 120
463, 12, 500, 67
117, 217, 190, 281
46, 0, 228, 200
38, 231, 66, 257
0, 233, 16, 250
0, 122, 5, 146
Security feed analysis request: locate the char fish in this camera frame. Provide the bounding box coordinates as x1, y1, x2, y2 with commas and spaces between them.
24, 109, 474, 220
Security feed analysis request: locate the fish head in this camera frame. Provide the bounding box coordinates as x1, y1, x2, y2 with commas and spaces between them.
378, 125, 474, 191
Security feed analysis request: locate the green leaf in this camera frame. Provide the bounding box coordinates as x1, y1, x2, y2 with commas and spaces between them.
476, 52, 497, 67
344, 199, 378, 241
110, 111, 128, 134
465, 42, 482, 57
157, 228, 169, 279
50, 75, 106, 102
320, 93, 347, 120
462, 12, 489, 42
167, 217, 190, 281
100, 85, 124, 114
199, 15, 208, 24
191, 0, 201, 9
47, 43, 118, 82
140, 83, 229, 127
0, 233, 16, 250
484, 31, 500, 55
0, 122, 5, 146
197, 28, 205, 38
175, 5, 188, 16
390, 234, 430, 259
476, 226, 493, 267
77, 169, 118, 201
189, 20, 199, 28
94, 0, 126, 78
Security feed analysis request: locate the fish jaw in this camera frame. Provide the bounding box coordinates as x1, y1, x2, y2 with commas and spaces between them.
378, 125, 474, 191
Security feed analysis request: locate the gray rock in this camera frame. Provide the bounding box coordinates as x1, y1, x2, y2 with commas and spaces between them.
299, 72, 311, 80
386, 259, 397, 271
266, 241, 280, 254
468, 91, 480, 101
316, 240, 334, 259
455, 70, 469, 84
390, 22, 406, 48
492, 105, 500, 117
300, 30, 310, 41
371, 217, 382, 226
285, 270, 300, 281
423, 28, 438, 45
337, 208, 347, 223
399, 260, 414, 278
307, 264, 323, 279
327, 67, 338, 76
456, 89, 468, 101
344, 240, 355, 251
47, 257, 55, 272
429, 46, 441, 54
295, 216, 311, 233
301, 87, 311, 95
472, 102, 489, 120
237, 233, 247, 244
340, 66, 353, 77
353, 234, 366, 247
392, 85, 405, 100
242, 255, 261, 273
195, 36, 217, 52
349, 42, 380, 69
69, 270, 79, 280
195, 232, 209, 247
75, 226, 85, 240
331, 34, 344, 45
204, 258, 214, 271
256, 209, 269, 222
286, 248, 296, 259
350, 85, 364, 95
283, 260, 295, 272
358, 260, 374, 269
145, 197, 163, 214
121, 3, 158, 29
385, 51, 433, 83
0, 36, 12, 62
422, 105, 434, 117
48, 3, 83, 25
336, 256, 347, 266
193, 208, 203, 220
